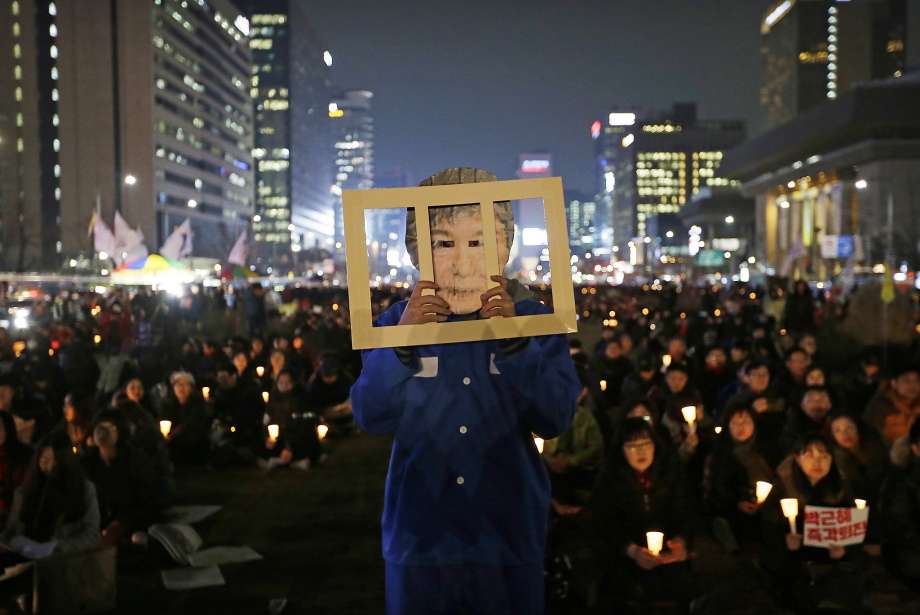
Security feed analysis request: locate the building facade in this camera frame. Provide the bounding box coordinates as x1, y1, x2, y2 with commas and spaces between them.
239, 0, 335, 266
722, 77, 920, 281
760, 0, 908, 128
592, 103, 745, 253
330, 89, 374, 246
0, 0, 254, 269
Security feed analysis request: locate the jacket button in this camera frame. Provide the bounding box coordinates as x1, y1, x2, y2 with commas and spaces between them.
462, 377, 471, 385
456, 476, 465, 485
459, 425, 468, 434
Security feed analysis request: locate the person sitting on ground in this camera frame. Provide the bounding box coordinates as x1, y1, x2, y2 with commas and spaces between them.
259, 370, 321, 472
0, 411, 31, 526
591, 418, 697, 612
55, 392, 94, 456
763, 434, 866, 613
776, 347, 811, 407
704, 405, 778, 552
864, 364, 920, 447
648, 363, 709, 470
879, 419, 920, 590
1, 434, 100, 564
306, 354, 353, 431
697, 346, 733, 418
210, 361, 263, 467
542, 369, 604, 514
82, 410, 159, 548
779, 386, 834, 455
159, 371, 210, 466
620, 354, 660, 406
843, 353, 882, 420
723, 360, 787, 446
593, 339, 634, 412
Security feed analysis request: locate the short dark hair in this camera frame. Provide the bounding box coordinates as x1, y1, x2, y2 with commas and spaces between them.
785, 347, 808, 361
617, 417, 657, 447
792, 433, 832, 456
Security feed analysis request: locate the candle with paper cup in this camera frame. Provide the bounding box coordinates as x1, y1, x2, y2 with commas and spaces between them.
533, 436, 544, 454
159, 420, 172, 438
599, 380, 607, 392
262, 391, 270, 404
662, 354, 672, 368
256, 366, 265, 378
202, 386, 210, 401
780, 498, 799, 533
681, 406, 697, 432
646, 531, 664, 557
755, 481, 773, 504
316, 424, 329, 441
267, 424, 280, 441
854, 499, 867, 510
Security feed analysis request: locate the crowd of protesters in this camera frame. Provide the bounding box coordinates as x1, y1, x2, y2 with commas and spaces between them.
0, 282, 357, 609
0, 278, 918, 614
542, 281, 920, 613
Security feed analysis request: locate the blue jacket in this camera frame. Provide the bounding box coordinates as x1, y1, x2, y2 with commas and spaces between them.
351, 298, 580, 566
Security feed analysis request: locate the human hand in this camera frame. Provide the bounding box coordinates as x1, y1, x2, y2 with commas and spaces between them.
660, 537, 688, 564
785, 533, 802, 551
684, 429, 699, 449
863, 543, 881, 557
752, 397, 769, 414
828, 545, 845, 560
479, 276, 516, 319
398, 281, 451, 325
738, 500, 759, 515
629, 545, 661, 571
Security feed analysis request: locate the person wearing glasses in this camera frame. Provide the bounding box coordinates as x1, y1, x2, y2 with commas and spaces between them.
591, 417, 697, 612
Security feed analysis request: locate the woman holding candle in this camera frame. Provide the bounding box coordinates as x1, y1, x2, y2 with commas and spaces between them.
258, 370, 321, 472
764, 434, 866, 612
592, 418, 697, 612
158, 371, 210, 466
704, 405, 778, 552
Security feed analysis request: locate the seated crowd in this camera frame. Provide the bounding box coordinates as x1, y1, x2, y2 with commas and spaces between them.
543, 290, 920, 614
0, 320, 354, 608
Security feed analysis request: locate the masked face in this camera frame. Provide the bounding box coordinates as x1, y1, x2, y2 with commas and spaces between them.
430, 205, 511, 315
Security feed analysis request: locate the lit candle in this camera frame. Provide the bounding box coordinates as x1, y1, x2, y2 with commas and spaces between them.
93, 334, 102, 345
534, 436, 544, 454
267, 424, 279, 441
755, 481, 773, 504
780, 498, 798, 534
316, 424, 329, 441
202, 386, 210, 401
159, 420, 172, 438
662, 354, 672, 368
256, 366, 265, 378
599, 380, 607, 392
714, 426, 723, 434
854, 499, 867, 510
681, 406, 697, 432
646, 531, 664, 557
262, 391, 270, 404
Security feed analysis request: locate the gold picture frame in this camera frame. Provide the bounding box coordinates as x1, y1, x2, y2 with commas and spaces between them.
343, 177, 577, 349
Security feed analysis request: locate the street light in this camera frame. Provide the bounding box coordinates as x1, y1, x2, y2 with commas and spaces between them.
124, 174, 137, 186
855, 179, 868, 190
725, 215, 735, 224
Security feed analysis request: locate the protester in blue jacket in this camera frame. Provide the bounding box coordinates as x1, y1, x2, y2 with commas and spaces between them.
351, 167, 580, 615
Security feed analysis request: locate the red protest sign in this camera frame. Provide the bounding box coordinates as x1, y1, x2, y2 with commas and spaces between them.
803, 505, 869, 548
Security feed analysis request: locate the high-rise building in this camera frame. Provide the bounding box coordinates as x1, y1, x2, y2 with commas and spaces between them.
591, 103, 745, 251
760, 0, 908, 128
330, 89, 374, 245
237, 0, 335, 265
0, 0, 255, 270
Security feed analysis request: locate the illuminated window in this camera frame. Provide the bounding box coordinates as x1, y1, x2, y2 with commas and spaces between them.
13, 43, 21, 58
13, 22, 20, 37
51, 67, 58, 80
50, 44, 58, 58
12, 1, 19, 16
17, 138, 23, 152
14, 65, 21, 80
49, 24, 58, 37
14, 87, 22, 101
264, 100, 289, 111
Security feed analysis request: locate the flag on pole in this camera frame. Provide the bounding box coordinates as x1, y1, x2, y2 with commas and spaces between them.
91, 213, 117, 258
113, 211, 148, 265
881, 264, 895, 304
228, 229, 249, 266
160, 219, 193, 260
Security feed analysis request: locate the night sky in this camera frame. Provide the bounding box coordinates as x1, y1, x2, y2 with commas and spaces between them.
308, 0, 775, 194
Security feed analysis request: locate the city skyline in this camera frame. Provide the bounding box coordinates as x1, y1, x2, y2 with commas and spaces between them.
308, 0, 773, 194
